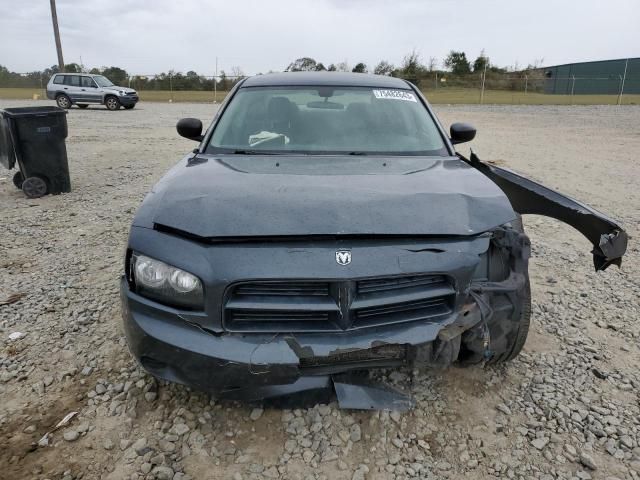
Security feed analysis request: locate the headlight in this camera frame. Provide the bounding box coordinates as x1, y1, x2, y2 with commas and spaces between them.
119, 90, 127, 95
131, 253, 204, 310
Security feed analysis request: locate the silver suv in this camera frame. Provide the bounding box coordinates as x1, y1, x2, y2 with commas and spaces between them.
46, 73, 139, 110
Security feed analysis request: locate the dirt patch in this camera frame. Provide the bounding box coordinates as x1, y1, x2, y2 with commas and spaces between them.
0, 380, 87, 478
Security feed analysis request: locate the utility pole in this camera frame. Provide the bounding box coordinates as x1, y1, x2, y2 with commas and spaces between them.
480, 59, 488, 104
50, 0, 65, 72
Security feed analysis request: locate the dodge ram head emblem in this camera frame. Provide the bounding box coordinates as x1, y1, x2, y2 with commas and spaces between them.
335, 250, 352, 265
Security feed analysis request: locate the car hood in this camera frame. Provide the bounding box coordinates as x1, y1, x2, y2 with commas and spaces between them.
135, 154, 516, 238
103, 85, 136, 93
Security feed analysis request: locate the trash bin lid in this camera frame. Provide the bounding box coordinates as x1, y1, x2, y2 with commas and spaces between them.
1, 106, 68, 118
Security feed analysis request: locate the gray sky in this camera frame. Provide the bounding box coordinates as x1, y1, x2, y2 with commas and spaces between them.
2, 0, 639, 75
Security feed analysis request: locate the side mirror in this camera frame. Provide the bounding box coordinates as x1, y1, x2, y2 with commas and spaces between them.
450, 122, 476, 145
177, 118, 203, 141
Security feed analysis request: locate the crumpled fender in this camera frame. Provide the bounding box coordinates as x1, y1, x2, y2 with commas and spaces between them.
460, 152, 628, 271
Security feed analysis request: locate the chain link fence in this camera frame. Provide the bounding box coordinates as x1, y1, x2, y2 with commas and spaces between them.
399, 70, 639, 105
123, 74, 243, 103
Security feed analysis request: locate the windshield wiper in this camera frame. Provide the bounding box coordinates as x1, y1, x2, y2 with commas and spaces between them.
232, 149, 282, 155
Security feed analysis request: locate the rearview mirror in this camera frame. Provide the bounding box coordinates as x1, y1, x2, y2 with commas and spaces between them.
177, 118, 203, 141
450, 123, 476, 145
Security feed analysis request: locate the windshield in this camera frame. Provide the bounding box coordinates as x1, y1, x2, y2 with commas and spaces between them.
94, 75, 114, 87
207, 86, 448, 155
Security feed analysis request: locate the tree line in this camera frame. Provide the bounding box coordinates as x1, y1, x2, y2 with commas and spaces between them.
284, 50, 510, 76
0, 63, 245, 90
0, 50, 543, 90
286, 50, 543, 78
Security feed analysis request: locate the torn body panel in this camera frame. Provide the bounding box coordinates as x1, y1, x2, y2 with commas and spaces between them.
462, 152, 627, 271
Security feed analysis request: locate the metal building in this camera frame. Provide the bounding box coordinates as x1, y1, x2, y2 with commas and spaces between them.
544, 58, 639, 95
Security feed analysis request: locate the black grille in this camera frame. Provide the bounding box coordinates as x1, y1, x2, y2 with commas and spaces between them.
351, 274, 454, 328
355, 297, 449, 318
354, 297, 451, 328
235, 282, 330, 296
224, 275, 455, 332
227, 310, 339, 331
357, 274, 447, 293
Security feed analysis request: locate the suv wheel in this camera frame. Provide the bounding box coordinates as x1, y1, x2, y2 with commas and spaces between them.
56, 94, 71, 109
105, 96, 121, 111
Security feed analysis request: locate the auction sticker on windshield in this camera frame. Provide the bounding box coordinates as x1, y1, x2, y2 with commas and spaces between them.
373, 89, 417, 102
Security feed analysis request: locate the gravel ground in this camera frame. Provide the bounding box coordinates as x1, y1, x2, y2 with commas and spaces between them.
0, 100, 638, 480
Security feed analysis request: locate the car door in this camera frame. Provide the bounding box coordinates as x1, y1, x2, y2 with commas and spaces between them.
63, 74, 83, 102
80, 76, 102, 103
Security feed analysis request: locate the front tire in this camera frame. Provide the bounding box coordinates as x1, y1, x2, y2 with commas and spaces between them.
105, 96, 121, 111
487, 279, 531, 364
56, 94, 71, 109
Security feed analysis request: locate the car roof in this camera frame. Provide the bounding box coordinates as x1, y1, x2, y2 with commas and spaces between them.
241, 72, 412, 89
55, 73, 99, 77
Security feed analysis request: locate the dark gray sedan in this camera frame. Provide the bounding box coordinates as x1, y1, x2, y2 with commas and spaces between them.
120, 72, 626, 408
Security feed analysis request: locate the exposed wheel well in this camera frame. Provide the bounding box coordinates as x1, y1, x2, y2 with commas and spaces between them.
457, 218, 532, 365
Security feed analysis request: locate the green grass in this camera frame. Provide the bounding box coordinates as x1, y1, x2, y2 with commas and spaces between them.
0, 88, 49, 100
1, 87, 638, 105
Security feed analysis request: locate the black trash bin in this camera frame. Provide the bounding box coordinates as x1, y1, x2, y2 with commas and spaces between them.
0, 106, 71, 198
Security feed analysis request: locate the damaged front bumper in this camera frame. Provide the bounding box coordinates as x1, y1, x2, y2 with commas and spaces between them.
120, 225, 533, 408
121, 228, 532, 407
122, 277, 485, 408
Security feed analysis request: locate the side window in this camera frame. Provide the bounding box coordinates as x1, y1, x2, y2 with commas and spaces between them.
65, 75, 80, 87
81, 76, 96, 88
53, 75, 64, 85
